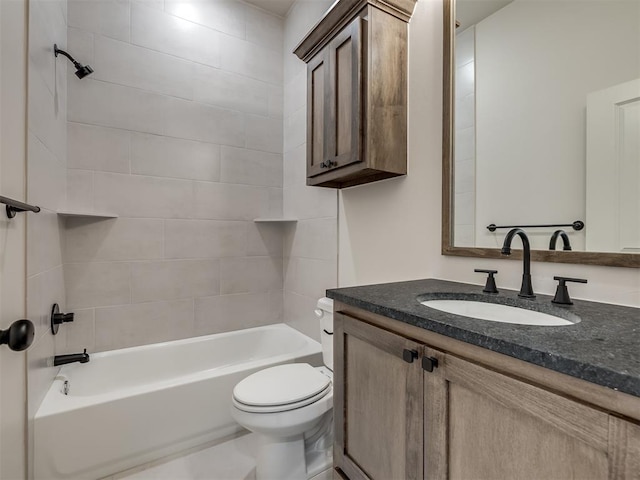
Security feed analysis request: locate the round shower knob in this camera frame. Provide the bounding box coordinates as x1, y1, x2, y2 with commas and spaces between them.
0, 319, 35, 351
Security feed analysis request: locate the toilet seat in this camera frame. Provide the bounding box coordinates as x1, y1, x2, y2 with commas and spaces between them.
233, 363, 331, 413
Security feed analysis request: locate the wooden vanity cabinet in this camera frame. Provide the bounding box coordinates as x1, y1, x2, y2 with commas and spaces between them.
294, 0, 415, 188
334, 309, 640, 480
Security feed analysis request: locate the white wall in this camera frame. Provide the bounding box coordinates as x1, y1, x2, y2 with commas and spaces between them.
473, 0, 640, 250
339, 0, 640, 308
62, 0, 286, 353
0, 1, 28, 477
283, 0, 338, 341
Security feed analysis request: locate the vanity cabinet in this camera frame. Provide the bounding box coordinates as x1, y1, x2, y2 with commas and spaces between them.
334, 309, 640, 480
294, 0, 416, 188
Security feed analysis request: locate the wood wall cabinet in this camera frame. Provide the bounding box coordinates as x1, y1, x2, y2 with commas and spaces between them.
334, 308, 640, 480
294, 0, 416, 188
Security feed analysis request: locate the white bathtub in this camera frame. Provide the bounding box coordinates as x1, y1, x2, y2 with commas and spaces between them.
34, 324, 321, 480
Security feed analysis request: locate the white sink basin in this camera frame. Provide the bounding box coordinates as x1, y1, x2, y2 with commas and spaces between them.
420, 299, 578, 326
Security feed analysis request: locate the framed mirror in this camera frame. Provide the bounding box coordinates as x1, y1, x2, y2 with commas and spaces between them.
442, 0, 640, 268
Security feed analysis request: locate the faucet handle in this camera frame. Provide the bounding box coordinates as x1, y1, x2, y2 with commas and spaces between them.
552, 276, 588, 305
474, 269, 499, 294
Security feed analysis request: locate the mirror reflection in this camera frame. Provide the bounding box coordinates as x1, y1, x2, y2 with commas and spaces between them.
452, 0, 640, 255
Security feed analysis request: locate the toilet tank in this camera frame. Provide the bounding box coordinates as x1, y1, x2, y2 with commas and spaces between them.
315, 297, 334, 370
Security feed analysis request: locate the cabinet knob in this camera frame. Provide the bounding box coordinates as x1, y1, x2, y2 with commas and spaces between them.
422, 356, 438, 372
402, 349, 418, 363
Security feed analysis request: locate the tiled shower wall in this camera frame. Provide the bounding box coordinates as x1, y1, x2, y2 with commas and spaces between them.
26, 0, 67, 471
282, 0, 338, 341
453, 26, 475, 247
61, 0, 286, 353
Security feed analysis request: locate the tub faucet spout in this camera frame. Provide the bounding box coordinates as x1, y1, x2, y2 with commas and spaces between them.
54, 349, 90, 366
501, 228, 535, 299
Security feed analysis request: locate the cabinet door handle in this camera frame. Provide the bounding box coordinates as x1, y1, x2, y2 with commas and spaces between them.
320, 160, 336, 169
422, 356, 439, 372
402, 349, 418, 363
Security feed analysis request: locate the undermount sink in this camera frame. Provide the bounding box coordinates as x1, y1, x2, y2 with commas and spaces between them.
418, 294, 581, 326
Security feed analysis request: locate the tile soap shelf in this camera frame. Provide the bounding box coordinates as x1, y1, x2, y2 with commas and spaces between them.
57, 209, 118, 219
253, 218, 298, 223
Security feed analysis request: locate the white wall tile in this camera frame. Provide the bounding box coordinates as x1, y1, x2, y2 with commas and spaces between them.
220, 34, 283, 85
245, 5, 283, 50
65, 262, 131, 309
220, 256, 283, 294
59, 308, 96, 355
194, 291, 282, 335
66, 170, 95, 211
193, 182, 269, 220
29, 70, 67, 162
164, 219, 248, 259
28, 133, 66, 211
245, 114, 283, 154
131, 133, 220, 181
131, 2, 221, 68
283, 70, 305, 118
68, 122, 131, 173
68, 0, 131, 42
64, 218, 164, 262
164, 0, 246, 39
286, 257, 336, 299
283, 291, 320, 341
29, 0, 64, 95
94, 299, 195, 351
67, 27, 95, 67
455, 126, 475, 162
164, 97, 245, 146
131, 259, 220, 302
454, 93, 475, 130
246, 223, 284, 257
94, 172, 193, 218
220, 146, 282, 187
68, 79, 169, 135
285, 218, 336, 261
268, 84, 284, 118
193, 64, 269, 116
283, 106, 305, 153
93, 36, 195, 100
27, 212, 65, 277
455, 26, 475, 68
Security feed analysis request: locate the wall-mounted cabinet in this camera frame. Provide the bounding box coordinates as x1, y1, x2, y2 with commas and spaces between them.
294, 0, 416, 188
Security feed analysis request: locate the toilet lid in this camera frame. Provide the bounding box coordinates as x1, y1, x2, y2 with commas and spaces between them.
233, 363, 331, 408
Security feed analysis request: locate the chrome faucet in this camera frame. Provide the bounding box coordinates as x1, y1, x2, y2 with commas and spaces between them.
501, 228, 535, 298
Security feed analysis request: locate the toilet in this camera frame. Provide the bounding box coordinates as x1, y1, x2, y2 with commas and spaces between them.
231, 298, 334, 480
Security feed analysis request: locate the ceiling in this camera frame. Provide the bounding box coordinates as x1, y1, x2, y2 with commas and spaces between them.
243, 0, 297, 17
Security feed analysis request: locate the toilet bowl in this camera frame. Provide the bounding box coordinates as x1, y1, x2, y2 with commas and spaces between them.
231, 298, 334, 480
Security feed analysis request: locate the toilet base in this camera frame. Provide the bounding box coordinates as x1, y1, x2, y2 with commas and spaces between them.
256, 434, 306, 480
254, 411, 333, 480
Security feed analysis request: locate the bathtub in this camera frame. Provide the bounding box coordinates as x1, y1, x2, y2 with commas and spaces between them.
34, 324, 321, 480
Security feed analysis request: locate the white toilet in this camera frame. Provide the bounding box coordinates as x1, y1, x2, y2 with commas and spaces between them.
231, 298, 334, 480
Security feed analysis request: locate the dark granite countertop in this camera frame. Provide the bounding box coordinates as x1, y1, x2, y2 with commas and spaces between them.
327, 278, 640, 398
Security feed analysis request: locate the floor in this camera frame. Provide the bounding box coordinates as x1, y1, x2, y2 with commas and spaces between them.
111, 432, 332, 480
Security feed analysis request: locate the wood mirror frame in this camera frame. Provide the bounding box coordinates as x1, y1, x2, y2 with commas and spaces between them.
441, 0, 639, 268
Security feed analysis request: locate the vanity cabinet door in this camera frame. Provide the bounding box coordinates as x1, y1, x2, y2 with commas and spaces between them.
425, 354, 611, 480
334, 312, 423, 480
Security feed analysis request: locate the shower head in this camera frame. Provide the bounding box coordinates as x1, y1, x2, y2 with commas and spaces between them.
54, 44, 94, 79
74, 64, 94, 79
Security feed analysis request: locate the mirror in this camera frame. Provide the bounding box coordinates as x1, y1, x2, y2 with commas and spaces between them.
442, 0, 640, 268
